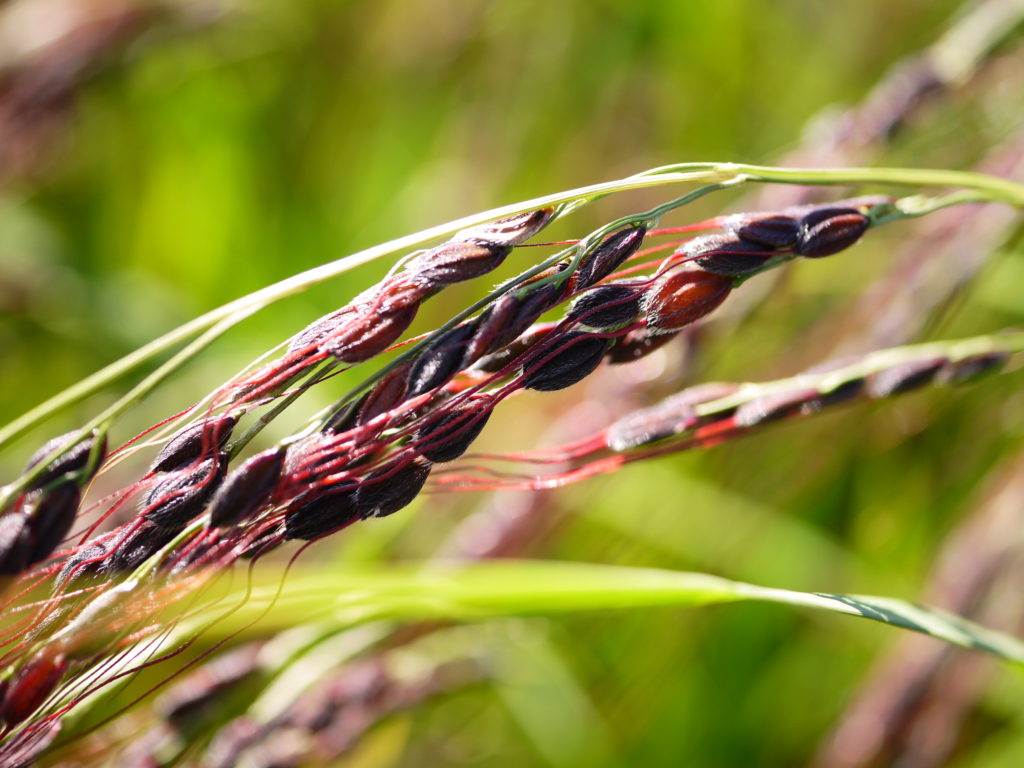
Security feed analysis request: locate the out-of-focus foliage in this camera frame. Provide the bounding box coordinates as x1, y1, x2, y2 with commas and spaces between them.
2, 0, 1024, 766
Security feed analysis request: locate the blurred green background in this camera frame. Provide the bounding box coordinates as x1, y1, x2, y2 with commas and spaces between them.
3, 0, 1024, 766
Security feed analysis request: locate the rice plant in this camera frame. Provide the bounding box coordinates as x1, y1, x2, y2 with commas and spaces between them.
2, 1, 1024, 766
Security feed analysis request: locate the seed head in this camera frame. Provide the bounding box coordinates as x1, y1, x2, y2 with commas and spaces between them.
642, 267, 732, 334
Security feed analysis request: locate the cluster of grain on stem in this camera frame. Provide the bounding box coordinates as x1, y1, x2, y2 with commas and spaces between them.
0, 163, 1020, 760
429, 333, 1020, 494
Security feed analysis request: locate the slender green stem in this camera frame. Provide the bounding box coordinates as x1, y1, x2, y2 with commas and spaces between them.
642, 163, 1024, 206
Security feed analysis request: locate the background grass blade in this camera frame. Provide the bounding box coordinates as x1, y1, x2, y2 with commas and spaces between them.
183, 560, 1024, 664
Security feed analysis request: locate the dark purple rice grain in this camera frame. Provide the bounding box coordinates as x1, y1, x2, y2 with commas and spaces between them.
606, 401, 699, 452
522, 332, 610, 392
415, 404, 492, 463
284, 484, 361, 540
406, 242, 512, 287
575, 226, 647, 290
321, 397, 365, 436
461, 296, 521, 366
320, 304, 419, 364
475, 325, 554, 373
466, 286, 565, 372
685, 234, 774, 276
798, 359, 869, 408
283, 434, 340, 480
724, 214, 800, 248
493, 284, 564, 348
208, 448, 287, 528
567, 284, 642, 330
26, 482, 80, 564
151, 415, 237, 474
359, 366, 414, 430
606, 328, 678, 364
795, 207, 869, 258
453, 208, 555, 246
108, 521, 180, 572
57, 540, 112, 585
25, 430, 107, 490
733, 389, 820, 428
605, 383, 742, 450
467, 282, 564, 369
407, 324, 476, 398
807, 379, 866, 410
941, 352, 1010, 385
143, 455, 228, 530
361, 276, 434, 315
866, 358, 946, 398
288, 307, 350, 353
0, 513, 31, 575
355, 459, 432, 518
